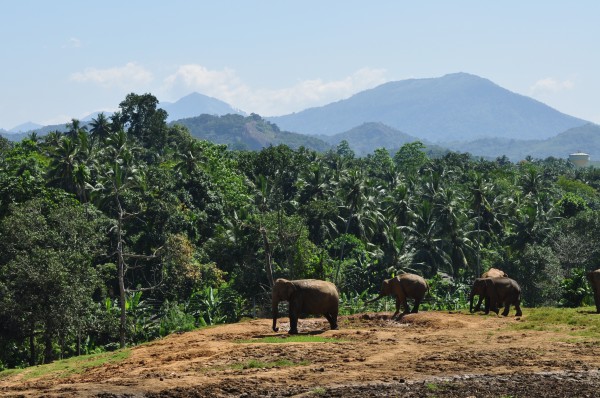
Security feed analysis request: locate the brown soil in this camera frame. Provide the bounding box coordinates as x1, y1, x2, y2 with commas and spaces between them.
2, 311, 600, 397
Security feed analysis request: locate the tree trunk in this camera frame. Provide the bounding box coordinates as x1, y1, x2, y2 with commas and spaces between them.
29, 330, 36, 366
117, 212, 127, 349
260, 227, 274, 288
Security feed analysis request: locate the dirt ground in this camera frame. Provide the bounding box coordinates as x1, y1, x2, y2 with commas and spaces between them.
2, 311, 600, 397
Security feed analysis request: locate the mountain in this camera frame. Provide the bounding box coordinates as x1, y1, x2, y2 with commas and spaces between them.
161, 92, 245, 122
321, 122, 423, 156
9, 122, 43, 133
172, 114, 331, 152
268, 73, 588, 142
445, 123, 600, 161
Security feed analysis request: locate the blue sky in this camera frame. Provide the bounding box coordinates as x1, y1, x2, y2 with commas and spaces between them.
1, 1, 599, 130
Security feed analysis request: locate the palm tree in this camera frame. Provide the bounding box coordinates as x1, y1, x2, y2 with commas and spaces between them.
403, 200, 452, 277
89, 113, 111, 144
174, 139, 205, 178
66, 119, 87, 142
47, 137, 79, 194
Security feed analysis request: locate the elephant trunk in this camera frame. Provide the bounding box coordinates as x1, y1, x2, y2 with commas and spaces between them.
272, 300, 279, 332
365, 294, 384, 305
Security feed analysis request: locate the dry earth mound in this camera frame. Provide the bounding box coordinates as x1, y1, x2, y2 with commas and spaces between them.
2, 311, 600, 397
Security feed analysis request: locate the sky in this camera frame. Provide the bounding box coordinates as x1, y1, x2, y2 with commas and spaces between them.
1, 1, 599, 131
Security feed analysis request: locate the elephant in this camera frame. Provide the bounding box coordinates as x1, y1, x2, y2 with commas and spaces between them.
470, 268, 508, 312
587, 269, 600, 313
470, 277, 522, 316
367, 273, 429, 318
271, 278, 339, 334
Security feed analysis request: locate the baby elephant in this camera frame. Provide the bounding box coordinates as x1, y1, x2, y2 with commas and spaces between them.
271, 278, 339, 334
367, 273, 429, 318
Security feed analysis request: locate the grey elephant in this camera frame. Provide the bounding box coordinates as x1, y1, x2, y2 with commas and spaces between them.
272, 278, 339, 334
367, 273, 429, 318
587, 269, 600, 313
470, 277, 522, 316
470, 268, 508, 312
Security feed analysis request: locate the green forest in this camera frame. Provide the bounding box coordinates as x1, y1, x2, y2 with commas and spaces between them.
1, 93, 599, 370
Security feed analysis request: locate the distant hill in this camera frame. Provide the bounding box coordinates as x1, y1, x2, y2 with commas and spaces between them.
161, 93, 245, 122
445, 123, 600, 161
321, 122, 423, 156
171, 114, 331, 152
269, 73, 588, 142
10, 122, 43, 133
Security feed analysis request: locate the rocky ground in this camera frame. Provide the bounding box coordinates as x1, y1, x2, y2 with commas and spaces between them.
2, 311, 600, 397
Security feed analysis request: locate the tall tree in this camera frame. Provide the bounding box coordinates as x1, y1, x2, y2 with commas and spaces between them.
91, 130, 160, 348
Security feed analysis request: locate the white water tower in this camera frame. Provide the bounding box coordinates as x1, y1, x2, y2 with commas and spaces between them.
569, 152, 590, 168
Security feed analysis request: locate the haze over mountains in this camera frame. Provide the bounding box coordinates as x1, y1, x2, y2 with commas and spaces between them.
2, 72, 597, 161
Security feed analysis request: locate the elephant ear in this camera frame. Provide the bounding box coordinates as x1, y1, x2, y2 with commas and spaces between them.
280, 279, 296, 301
390, 277, 404, 297
381, 279, 391, 295
484, 279, 497, 299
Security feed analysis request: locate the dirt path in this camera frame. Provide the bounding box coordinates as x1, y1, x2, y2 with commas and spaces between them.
2, 311, 600, 397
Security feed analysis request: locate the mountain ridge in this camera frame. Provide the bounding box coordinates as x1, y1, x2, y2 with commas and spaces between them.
160, 92, 244, 122
268, 72, 588, 141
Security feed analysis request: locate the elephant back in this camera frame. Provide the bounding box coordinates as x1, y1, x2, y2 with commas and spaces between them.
482, 268, 507, 278
492, 277, 521, 296
397, 273, 428, 298
292, 279, 339, 313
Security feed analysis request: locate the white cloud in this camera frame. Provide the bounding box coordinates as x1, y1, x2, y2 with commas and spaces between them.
65, 37, 82, 48
162, 65, 388, 115
41, 114, 73, 126
70, 62, 154, 89
530, 77, 574, 94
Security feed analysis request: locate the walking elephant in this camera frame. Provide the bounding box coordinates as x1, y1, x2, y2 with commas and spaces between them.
367, 273, 429, 318
470, 268, 508, 312
470, 277, 522, 316
587, 269, 600, 313
272, 278, 339, 334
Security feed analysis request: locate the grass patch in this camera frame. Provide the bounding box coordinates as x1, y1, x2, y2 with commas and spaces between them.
12, 349, 131, 380
507, 306, 600, 340
426, 382, 439, 391
230, 358, 310, 370
0, 368, 22, 379
237, 335, 345, 344
310, 386, 327, 396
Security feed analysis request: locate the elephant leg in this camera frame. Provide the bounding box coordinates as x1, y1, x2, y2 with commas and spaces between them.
514, 301, 523, 317
289, 312, 299, 334
324, 313, 338, 330
594, 292, 600, 313
474, 296, 483, 312
411, 298, 421, 313
488, 297, 499, 315
392, 298, 401, 319
483, 299, 490, 315
501, 302, 510, 317
401, 299, 411, 315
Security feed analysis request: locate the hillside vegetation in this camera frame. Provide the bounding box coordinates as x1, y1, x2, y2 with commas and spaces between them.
172, 113, 331, 151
